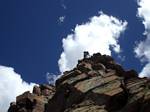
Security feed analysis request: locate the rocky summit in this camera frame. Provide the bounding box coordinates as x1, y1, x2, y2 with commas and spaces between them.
8, 52, 150, 112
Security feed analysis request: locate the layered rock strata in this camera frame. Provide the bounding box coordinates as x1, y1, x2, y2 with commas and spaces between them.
8, 52, 150, 112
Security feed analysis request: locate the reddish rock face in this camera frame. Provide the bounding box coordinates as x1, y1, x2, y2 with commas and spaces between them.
8, 52, 150, 112
8, 85, 55, 112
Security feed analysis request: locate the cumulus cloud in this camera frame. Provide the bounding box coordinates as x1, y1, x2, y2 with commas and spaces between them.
0, 65, 36, 112
134, 0, 150, 77
58, 12, 127, 73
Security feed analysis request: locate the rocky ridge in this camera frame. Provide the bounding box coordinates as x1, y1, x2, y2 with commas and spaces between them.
8, 52, 150, 112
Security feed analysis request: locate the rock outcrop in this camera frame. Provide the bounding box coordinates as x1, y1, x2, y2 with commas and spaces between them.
8, 52, 150, 112
8, 84, 55, 112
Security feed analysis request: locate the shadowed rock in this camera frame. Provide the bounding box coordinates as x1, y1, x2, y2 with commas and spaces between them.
8, 52, 150, 112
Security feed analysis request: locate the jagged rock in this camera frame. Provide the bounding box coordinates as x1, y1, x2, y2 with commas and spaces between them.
33, 85, 41, 96
8, 84, 55, 112
40, 84, 55, 97
124, 69, 138, 80
8, 102, 17, 112
92, 63, 106, 70
8, 52, 150, 112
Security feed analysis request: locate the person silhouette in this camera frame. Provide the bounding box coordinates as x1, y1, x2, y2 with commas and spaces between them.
84, 51, 90, 58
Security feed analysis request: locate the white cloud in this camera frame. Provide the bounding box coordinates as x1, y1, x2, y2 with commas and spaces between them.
58, 16, 65, 23
46, 72, 58, 85
60, 0, 67, 10
61, 4, 67, 10
138, 63, 150, 77
0, 65, 36, 112
58, 12, 127, 73
134, 0, 150, 77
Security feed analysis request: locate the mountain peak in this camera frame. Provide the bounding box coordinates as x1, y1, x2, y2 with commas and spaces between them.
8, 52, 150, 112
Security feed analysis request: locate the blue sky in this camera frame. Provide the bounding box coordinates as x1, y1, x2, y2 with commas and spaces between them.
1, 0, 150, 111
0, 0, 144, 83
